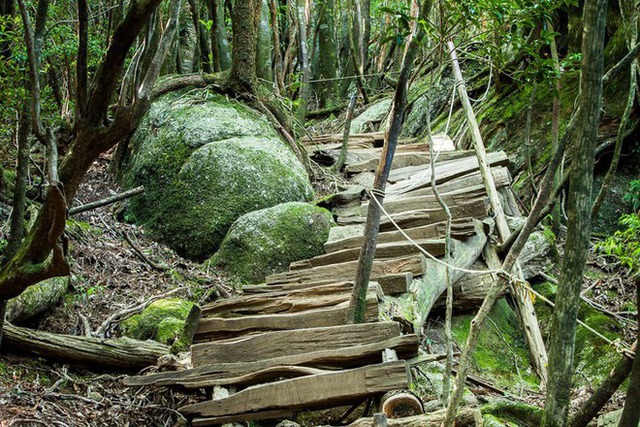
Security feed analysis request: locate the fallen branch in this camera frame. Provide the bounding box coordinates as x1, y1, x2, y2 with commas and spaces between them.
122, 231, 166, 271
2, 322, 169, 371
69, 186, 144, 215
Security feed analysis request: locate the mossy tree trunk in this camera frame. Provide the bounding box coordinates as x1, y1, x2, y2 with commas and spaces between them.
256, 0, 273, 83
619, 273, 640, 426
542, 0, 608, 425
228, 0, 261, 92
316, 0, 338, 109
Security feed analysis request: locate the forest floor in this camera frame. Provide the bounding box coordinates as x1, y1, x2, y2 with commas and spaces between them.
0, 151, 637, 426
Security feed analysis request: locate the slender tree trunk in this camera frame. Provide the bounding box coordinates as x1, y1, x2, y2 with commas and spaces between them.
619, 273, 640, 426
269, 0, 285, 93
188, 0, 212, 73
542, 1, 607, 425
346, 0, 431, 324
317, 0, 337, 109
256, 0, 273, 82
295, 0, 310, 122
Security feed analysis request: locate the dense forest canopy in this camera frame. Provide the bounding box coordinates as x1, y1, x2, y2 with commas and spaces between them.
0, 0, 639, 426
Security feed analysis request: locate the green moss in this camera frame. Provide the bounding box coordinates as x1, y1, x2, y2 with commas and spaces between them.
119, 88, 314, 260
209, 202, 335, 284
482, 401, 542, 427
120, 298, 194, 345
451, 299, 539, 390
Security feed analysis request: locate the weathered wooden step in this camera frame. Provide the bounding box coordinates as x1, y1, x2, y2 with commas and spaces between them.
202, 282, 360, 318
343, 150, 469, 175
354, 185, 487, 217
338, 198, 487, 231
302, 132, 386, 147
179, 361, 410, 424
385, 166, 511, 201
265, 255, 426, 286
289, 240, 446, 271
324, 218, 476, 254
195, 295, 378, 342
123, 334, 420, 389
387, 151, 509, 190
192, 321, 402, 365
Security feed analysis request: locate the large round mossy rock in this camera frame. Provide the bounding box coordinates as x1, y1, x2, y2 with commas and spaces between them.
120, 88, 314, 260
209, 202, 335, 284
120, 298, 194, 345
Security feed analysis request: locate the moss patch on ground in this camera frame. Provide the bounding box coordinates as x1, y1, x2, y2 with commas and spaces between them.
120, 298, 194, 346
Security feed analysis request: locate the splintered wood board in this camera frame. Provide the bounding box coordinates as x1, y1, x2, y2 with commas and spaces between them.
339, 198, 486, 232
387, 151, 508, 191
344, 149, 469, 175
353, 185, 487, 217
324, 218, 476, 254
265, 255, 426, 286
384, 166, 511, 201
192, 321, 402, 365
201, 282, 359, 318
179, 361, 410, 423
123, 334, 419, 388
194, 295, 378, 342
289, 240, 445, 271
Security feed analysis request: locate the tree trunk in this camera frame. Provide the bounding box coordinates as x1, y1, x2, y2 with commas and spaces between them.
618, 273, 640, 427
542, 0, 607, 425
295, 0, 310, 123
256, 0, 273, 82
316, 0, 337, 109
228, 0, 261, 92
346, 0, 431, 324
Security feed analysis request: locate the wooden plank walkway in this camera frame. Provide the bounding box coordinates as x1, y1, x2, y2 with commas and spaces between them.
124, 132, 513, 425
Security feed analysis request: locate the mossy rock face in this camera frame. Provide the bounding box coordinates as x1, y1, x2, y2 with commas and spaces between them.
120, 298, 194, 345
350, 99, 391, 133
120, 88, 314, 260
451, 298, 540, 390
210, 202, 335, 284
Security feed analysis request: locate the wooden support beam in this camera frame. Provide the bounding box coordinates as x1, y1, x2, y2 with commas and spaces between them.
123, 334, 420, 389
192, 321, 402, 365
195, 295, 378, 342
179, 361, 410, 422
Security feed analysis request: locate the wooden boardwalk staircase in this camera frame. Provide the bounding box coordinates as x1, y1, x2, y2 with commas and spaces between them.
124, 133, 515, 425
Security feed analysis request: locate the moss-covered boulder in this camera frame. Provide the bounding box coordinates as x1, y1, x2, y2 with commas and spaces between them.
350, 99, 391, 133
120, 298, 194, 346
209, 202, 335, 284
120, 88, 314, 260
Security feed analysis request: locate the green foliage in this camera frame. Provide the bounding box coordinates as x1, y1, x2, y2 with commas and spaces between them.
595, 181, 640, 273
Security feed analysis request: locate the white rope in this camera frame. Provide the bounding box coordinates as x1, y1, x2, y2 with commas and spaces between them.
368, 190, 635, 357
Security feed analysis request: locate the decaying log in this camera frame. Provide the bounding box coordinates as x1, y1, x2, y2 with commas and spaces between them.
381, 391, 423, 418
266, 255, 427, 287
124, 334, 419, 388
6, 277, 68, 323
2, 323, 169, 370
195, 294, 378, 342
324, 218, 476, 254
192, 321, 402, 365
179, 361, 410, 423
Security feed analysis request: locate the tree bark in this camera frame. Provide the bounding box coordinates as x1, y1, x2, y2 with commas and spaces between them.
618, 273, 640, 427
228, 0, 261, 92
256, 0, 273, 82
346, 0, 431, 324
2, 322, 169, 371
316, 0, 337, 109
542, 0, 607, 425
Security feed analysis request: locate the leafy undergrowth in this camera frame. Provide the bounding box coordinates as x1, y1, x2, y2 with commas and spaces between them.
0, 156, 227, 426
